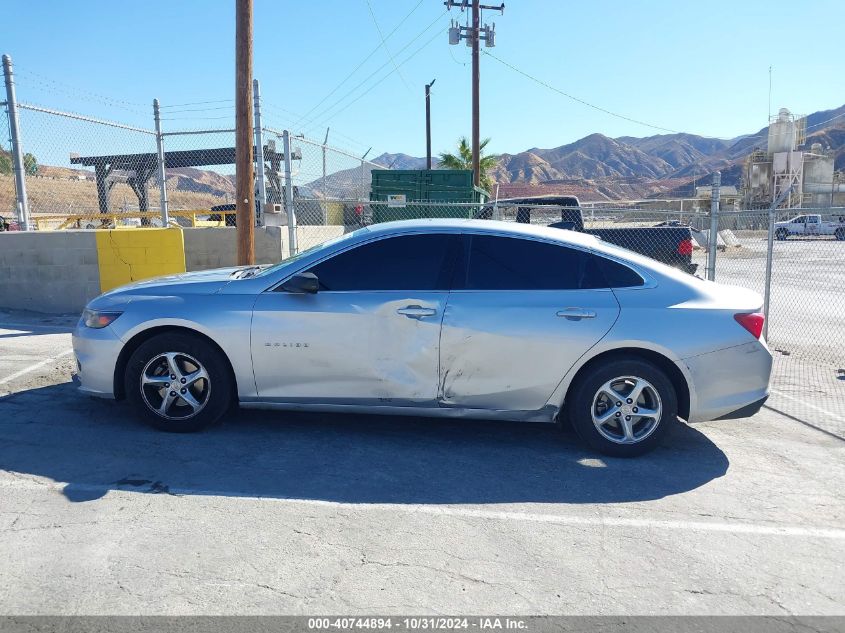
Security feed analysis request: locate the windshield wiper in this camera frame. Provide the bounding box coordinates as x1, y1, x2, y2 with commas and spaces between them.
230, 266, 262, 279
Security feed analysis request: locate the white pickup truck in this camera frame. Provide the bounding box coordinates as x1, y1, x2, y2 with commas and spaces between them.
774, 214, 845, 241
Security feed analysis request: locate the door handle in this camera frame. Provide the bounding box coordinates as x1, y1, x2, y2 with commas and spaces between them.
557, 308, 596, 320
397, 305, 437, 319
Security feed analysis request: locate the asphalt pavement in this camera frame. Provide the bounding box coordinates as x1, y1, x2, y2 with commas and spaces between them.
0, 312, 842, 615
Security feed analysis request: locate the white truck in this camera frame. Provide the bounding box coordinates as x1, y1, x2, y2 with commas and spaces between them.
774, 214, 845, 241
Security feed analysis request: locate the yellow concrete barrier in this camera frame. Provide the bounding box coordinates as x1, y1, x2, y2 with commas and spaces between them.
95, 227, 186, 292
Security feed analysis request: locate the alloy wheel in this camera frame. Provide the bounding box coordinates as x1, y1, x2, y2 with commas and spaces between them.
140, 352, 211, 420
590, 375, 663, 445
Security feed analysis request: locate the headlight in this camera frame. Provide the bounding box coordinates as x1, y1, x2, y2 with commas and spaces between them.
82, 309, 123, 329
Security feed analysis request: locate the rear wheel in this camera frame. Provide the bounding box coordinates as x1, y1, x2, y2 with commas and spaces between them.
775, 228, 788, 241
835, 227, 845, 241
124, 332, 233, 432
566, 359, 677, 457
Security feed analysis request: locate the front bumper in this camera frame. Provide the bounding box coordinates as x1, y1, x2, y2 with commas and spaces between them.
71, 323, 123, 399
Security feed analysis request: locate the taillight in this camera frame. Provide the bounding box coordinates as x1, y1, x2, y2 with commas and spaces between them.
734, 312, 765, 339
677, 238, 694, 256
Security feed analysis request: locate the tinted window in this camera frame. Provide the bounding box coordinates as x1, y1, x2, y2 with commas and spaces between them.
593, 255, 644, 288
307, 234, 456, 291
464, 235, 591, 290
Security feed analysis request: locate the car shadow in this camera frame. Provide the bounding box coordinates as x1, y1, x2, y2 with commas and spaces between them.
0, 382, 729, 504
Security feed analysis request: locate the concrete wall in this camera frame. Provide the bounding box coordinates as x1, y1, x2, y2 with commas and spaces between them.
292, 225, 346, 257
96, 228, 186, 292
183, 226, 285, 271
0, 231, 101, 314
0, 225, 348, 315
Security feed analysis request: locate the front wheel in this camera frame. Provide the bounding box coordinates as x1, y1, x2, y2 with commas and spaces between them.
124, 332, 233, 432
775, 228, 788, 241
835, 228, 845, 241
565, 359, 678, 457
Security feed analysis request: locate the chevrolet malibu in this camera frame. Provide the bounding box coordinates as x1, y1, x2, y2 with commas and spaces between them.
72, 219, 772, 456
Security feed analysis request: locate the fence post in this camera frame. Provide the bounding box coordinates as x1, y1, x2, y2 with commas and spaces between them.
252, 79, 267, 227
2, 54, 31, 230
282, 129, 297, 256
762, 183, 794, 340
706, 171, 721, 281
763, 204, 776, 340
361, 159, 367, 201
153, 99, 169, 226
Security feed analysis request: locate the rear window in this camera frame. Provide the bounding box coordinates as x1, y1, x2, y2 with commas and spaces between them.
465, 235, 589, 290
594, 256, 644, 288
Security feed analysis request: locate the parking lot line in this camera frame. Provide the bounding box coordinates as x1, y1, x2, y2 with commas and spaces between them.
0, 322, 75, 332
1, 478, 843, 540
0, 349, 74, 385
770, 388, 845, 424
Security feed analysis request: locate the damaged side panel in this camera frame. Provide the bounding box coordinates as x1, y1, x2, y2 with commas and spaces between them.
251, 291, 445, 405
438, 289, 620, 412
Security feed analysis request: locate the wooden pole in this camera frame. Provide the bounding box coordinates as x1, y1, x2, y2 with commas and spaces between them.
235, 0, 255, 265
471, 0, 480, 188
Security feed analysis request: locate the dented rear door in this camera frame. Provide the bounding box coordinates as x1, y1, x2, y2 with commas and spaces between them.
438, 234, 620, 412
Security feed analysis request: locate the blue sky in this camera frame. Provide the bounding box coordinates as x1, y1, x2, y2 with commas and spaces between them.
2, 0, 843, 158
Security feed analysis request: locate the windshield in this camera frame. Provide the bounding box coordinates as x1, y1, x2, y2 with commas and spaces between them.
254, 226, 370, 277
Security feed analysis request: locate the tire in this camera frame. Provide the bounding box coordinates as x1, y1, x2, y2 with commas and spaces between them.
565, 358, 678, 457
835, 228, 845, 241
124, 332, 233, 432
775, 228, 788, 241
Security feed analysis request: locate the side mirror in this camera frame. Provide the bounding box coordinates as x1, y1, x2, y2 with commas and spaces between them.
281, 271, 319, 294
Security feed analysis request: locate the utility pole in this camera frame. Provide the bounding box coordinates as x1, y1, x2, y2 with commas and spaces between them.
235, 0, 255, 265
446, 0, 503, 189
425, 79, 436, 170
470, 0, 480, 187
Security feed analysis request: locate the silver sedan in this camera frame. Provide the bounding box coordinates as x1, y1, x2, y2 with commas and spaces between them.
72, 219, 772, 456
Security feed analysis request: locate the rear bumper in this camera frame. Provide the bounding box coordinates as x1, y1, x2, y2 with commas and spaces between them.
716, 395, 769, 420
680, 340, 773, 423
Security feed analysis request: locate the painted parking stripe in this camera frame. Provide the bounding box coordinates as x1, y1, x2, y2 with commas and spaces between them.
0, 478, 843, 540
0, 322, 75, 332
770, 389, 845, 424
0, 349, 74, 385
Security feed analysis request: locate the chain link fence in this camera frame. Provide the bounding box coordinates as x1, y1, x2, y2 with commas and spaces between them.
2, 72, 843, 434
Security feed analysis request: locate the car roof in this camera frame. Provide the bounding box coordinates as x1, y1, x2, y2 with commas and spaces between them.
362, 218, 601, 249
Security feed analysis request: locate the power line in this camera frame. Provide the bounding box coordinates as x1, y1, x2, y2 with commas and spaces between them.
302, 24, 445, 136
261, 101, 370, 149
484, 49, 845, 144
292, 0, 425, 128
298, 10, 448, 132
364, 0, 412, 92
159, 99, 235, 108
482, 50, 684, 135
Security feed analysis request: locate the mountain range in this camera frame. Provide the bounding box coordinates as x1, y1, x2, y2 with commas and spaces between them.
364, 103, 845, 201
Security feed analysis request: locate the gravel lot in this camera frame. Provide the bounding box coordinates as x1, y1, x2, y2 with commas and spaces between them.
0, 311, 842, 616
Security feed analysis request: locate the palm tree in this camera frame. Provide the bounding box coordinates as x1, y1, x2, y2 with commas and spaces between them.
438, 136, 498, 192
